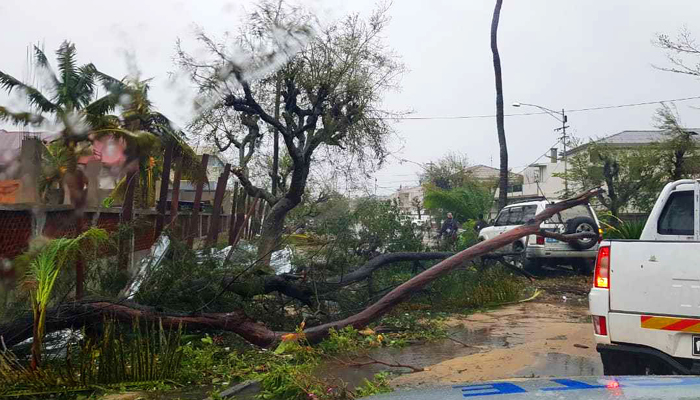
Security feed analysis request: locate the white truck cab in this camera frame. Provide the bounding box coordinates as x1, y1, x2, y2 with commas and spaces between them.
590, 179, 700, 375
478, 200, 600, 273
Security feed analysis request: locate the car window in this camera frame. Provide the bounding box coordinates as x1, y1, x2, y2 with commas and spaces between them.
546, 204, 593, 224
522, 205, 537, 223
507, 207, 523, 225
495, 209, 510, 226
658, 191, 694, 235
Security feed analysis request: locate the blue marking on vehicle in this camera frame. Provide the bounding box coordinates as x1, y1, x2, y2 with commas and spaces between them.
540, 379, 605, 391
452, 377, 700, 397
453, 383, 526, 397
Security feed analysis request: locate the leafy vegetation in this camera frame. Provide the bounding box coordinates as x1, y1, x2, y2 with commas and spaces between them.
600, 214, 647, 240
0, 318, 183, 397
423, 182, 493, 224
20, 227, 109, 369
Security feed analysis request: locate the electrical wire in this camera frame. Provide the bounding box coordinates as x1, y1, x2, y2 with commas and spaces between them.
385, 95, 700, 121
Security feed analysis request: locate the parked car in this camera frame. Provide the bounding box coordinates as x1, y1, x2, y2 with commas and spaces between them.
478, 199, 601, 273
590, 179, 700, 375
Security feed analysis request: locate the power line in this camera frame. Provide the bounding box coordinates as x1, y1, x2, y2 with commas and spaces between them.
388, 95, 700, 121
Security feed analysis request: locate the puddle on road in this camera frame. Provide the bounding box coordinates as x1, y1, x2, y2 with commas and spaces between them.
321, 303, 600, 389
318, 326, 513, 390
516, 352, 602, 378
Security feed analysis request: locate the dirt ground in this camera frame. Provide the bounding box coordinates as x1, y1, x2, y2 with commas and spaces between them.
390, 273, 602, 387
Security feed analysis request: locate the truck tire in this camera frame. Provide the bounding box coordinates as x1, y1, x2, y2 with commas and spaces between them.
566, 217, 598, 250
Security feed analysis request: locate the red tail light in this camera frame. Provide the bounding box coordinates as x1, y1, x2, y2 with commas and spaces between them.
593, 316, 607, 336
594, 246, 610, 288
536, 235, 545, 245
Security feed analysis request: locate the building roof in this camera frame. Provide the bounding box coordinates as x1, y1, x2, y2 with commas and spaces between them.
466, 164, 523, 178
567, 129, 700, 155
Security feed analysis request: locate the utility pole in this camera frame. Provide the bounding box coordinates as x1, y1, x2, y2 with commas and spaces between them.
557, 109, 569, 196
512, 102, 569, 196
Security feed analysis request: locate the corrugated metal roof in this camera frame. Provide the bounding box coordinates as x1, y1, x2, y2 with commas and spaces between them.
567, 129, 700, 155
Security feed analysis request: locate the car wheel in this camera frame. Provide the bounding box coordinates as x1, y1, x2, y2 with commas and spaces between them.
503, 241, 526, 268
566, 217, 598, 250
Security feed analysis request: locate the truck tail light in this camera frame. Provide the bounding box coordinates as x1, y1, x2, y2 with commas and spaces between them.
593, 316, 608, 336
536, 235, 545, 245
594, 245, 610, 289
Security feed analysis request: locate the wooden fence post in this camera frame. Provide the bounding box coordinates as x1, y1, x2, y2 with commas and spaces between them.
155, 141, 174, 237
206, 163, 231, 247
170, 154, 183, 234
233, 190, 247, 243
118, 168, 137, 271
187, 154, 209, 248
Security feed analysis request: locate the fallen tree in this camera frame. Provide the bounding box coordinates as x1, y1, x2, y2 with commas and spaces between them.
0, 188, 601, 348
220, 251, 454, 306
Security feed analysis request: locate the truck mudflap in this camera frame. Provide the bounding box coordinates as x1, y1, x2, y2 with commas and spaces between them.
597, 343, 700, 375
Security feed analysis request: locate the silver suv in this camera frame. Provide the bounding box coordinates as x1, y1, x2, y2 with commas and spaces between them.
478, 200, 601, 273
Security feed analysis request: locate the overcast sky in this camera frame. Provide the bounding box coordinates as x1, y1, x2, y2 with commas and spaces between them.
2, 0, 700, 195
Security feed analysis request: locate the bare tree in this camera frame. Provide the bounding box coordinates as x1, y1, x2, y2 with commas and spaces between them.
178, 2, 405, 264
490, 0, 508, 210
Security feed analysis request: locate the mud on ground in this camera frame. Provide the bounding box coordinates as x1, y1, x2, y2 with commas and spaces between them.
390, 272, 600, 387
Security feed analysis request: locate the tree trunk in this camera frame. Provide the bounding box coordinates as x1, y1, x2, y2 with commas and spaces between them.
257, 198, 295, 268
272, 73, 282, 196
491, 0, 508, 210
30, 310, 41, 370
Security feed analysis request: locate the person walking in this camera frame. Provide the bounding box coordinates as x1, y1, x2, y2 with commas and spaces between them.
439, 212, 460, 240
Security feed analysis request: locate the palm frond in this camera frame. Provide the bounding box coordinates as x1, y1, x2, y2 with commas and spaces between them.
33, 45, 61, 91
94, 70, 127, 93
85, 93, 123, 121
0, 71, 57, 113
423, 183, 493, 222
0, 106, 45, 125
74, 63, 97, 108
55, 41, 81, 110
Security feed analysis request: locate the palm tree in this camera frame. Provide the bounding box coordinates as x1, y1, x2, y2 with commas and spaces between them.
21, 227, 108, 369
98, 78, 204, 208
0, 41, 127, 208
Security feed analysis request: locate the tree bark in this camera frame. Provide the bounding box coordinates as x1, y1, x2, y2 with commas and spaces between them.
272, 73, 282, 196
491, 0, 508, 210
155, 141, 175, 237
257, 198, 294, 266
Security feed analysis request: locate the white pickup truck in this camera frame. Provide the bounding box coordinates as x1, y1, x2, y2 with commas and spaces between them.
590, 179, 700, 375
